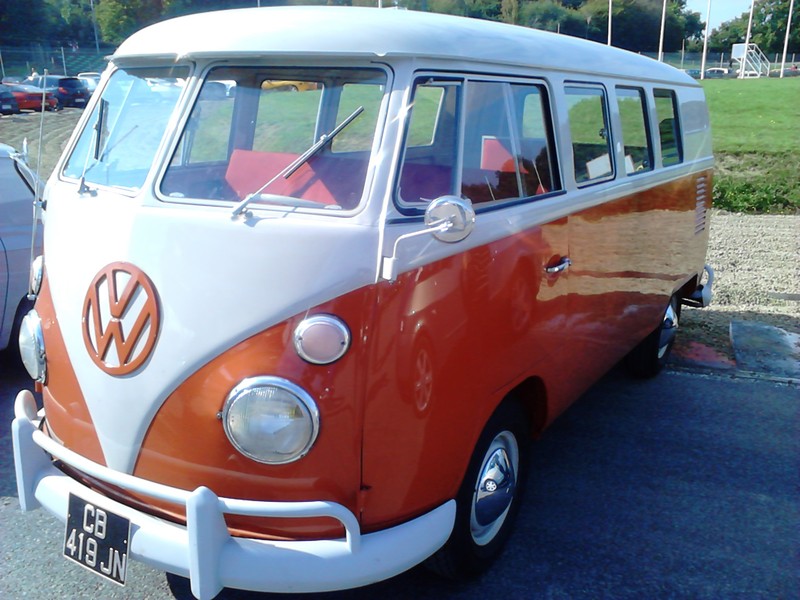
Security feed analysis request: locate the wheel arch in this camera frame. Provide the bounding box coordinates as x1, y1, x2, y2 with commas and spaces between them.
504, 376, 549, 438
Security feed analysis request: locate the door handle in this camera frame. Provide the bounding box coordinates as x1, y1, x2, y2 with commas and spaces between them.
545, 257, 572, 274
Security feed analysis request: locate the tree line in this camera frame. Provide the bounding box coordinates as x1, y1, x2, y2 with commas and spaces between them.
0, 0, 796, 54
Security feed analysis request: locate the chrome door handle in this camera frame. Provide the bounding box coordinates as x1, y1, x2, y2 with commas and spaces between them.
545, 257, 571, 274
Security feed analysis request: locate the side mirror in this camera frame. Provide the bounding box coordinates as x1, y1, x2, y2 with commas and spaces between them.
381, 196, 476, 281
425, 195, 475, 243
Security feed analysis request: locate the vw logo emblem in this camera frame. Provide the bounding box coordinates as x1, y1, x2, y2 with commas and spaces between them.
82, 262, 161, 376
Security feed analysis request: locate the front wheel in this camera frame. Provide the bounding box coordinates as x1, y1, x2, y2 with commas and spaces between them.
426, 401, 529, 579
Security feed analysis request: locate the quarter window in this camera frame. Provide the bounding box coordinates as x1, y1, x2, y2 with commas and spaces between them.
565, 85, 613, 184
616, 86, 653, 175
397, 79, 461, 206
654, 88, 683, 166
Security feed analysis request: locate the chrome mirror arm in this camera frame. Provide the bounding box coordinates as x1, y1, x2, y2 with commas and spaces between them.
380, 196, 475, 282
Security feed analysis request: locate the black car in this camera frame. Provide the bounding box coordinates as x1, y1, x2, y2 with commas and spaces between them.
24, 75, 89, 108
0, 84, 20, 115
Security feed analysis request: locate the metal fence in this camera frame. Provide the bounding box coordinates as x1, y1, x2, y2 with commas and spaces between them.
0, 45, 112, 80
649, 51, 799, 75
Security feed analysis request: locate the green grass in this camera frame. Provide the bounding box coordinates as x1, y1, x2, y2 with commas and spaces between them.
702, 77, 800, 213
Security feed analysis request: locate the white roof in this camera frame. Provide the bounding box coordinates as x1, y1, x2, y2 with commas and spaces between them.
114, 6, 694, 86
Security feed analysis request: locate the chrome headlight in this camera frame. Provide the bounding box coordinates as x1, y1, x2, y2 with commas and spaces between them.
293, 314, 350, 365
19, 310, 46, 383
29, 255, 43, 298
221, 377, 319, 465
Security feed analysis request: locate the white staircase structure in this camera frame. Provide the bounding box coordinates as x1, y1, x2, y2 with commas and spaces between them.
732, 43, 771, 78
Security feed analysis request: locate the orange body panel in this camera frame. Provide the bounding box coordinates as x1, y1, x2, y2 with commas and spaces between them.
38, 273, 105, 464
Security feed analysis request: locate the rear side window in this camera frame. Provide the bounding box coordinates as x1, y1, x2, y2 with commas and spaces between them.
565, 85, 613, 184
616, 86, 653, 175
654, 88, 683, 166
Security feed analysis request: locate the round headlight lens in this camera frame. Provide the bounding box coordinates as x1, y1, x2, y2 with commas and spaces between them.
19, 310, 46, 383
222, 377, 319, 465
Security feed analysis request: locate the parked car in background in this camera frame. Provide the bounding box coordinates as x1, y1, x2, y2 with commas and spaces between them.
0, 84, 20, 114
23, 75, 89, 108
261, 79, 318, 92
704, 67, 731, 78
0, 143, 41, 361
7, 84, 58, 112
77, 71, 101, 95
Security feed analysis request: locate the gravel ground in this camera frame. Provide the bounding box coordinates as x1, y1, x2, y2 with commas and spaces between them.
1, 109, 797, 359
681, 210, 799, 359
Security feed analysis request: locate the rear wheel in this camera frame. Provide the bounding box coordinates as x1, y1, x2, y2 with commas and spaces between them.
426, 400, 529, 579
626, 295, 680, 378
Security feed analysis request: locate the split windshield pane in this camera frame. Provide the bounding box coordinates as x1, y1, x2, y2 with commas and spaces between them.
161, 67, 386, 211
63, 66, 189, 192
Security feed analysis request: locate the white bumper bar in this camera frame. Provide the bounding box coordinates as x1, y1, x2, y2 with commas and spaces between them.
12, 390, 456, 599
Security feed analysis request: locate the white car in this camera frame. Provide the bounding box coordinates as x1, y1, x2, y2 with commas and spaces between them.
0, 143, 40, 361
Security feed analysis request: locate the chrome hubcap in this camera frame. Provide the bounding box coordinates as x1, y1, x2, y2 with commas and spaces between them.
470, 431, 519, 546
657, 303, 679, 359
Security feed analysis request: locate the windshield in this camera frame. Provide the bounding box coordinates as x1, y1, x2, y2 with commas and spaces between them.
160, 66, 386, 211
63, 66, 188, 192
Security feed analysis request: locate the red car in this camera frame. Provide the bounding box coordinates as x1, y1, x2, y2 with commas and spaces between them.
8, 84, 58, 112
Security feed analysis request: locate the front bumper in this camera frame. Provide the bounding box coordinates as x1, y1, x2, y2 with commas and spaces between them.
12, 390, 456, 599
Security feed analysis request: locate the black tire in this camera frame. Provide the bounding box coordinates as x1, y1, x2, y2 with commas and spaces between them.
626, 295, 680, 378
425, 400, 530, 579
165, 572, 196, 599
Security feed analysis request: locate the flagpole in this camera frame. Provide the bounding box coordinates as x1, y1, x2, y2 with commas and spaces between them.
780, 0, 796, 78
658, 0, 668, 61
740, 0, 756, 78
700, 0, 713, 79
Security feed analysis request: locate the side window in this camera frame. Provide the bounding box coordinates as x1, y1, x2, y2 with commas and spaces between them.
654, 88, 683, 166
397, 76, 558, 211
461, 81, 558, 204
565, 85, 613, 184
397, 79, 461, 206
616, 86, 653, 175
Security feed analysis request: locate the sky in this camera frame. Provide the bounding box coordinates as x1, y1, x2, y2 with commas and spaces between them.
684, 0, 756, 32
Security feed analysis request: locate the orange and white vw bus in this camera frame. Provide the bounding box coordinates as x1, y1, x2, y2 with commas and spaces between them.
13, 6, 714, 599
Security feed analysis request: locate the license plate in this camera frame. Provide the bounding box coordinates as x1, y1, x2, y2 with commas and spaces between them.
1, 104, 10, 110
63, 493, 130, 585
76, 98, 85, 104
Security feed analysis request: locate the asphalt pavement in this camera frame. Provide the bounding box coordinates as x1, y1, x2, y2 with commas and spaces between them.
1, 346, 797, 599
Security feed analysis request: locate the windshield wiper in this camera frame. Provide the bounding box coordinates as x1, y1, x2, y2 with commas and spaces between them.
231, 106, 364, 217
78, 99, 107, 195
